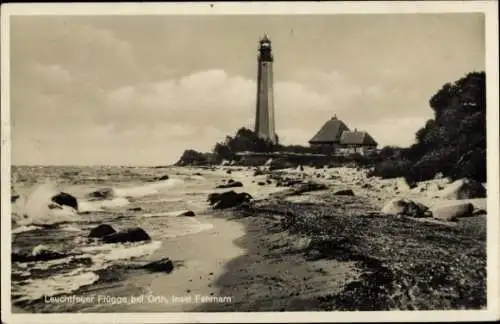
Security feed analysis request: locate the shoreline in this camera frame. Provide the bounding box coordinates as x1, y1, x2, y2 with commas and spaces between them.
10, 165, 487, 312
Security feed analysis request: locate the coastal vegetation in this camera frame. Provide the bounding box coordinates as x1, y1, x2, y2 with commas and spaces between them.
368, 71, 486, 183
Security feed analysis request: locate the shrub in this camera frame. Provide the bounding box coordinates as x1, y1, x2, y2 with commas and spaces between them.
368, 158, 413, 179
175, 149, 209, 166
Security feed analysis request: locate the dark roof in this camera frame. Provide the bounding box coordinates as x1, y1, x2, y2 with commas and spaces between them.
339, 130, 378, 146
309, 116, 350, 144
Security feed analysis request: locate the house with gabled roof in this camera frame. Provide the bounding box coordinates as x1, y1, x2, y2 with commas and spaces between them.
309, 115, 378, 155
309, 115, 350, 146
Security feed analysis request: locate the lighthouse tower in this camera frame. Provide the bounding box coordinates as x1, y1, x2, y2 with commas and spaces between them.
254, 34, 277, 144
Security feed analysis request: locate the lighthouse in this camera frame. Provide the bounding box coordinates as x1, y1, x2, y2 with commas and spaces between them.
254, 34, 277, 144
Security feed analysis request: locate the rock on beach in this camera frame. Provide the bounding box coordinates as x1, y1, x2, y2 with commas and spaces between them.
216, 181, 243, 189
51, 192, 78, 211
439, 178, 486, 200
381, 199, 430, 218
143, 257, 174, 273
89, 224, 117, 238
207, 191, 253, 209
102, 227, 152, 244
430, 202, 475, 221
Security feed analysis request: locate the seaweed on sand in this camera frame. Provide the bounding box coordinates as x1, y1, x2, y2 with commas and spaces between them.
235, 195, 486, 310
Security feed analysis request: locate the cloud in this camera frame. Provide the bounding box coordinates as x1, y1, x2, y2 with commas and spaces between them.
9, 15, 484, 166
104, 68, 388, 134
356, 116, 430, 148
11, 63, 434, 165
32, 63, 72, 85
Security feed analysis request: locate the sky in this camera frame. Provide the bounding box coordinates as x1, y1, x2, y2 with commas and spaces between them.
9, 13, 485, 165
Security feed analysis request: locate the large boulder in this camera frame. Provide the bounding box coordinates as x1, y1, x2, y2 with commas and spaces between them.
430, 202, 474, 221
51, 192, 78, 211
381, 199, 430, 218
207, 192, 223, 205
89, 224, 116, 238
207, 190, 253, 209
439, 178, 486, 200
216, 181, 243, 189
87, 188, 114, 200
157, 175, 169, 181
102, 227, 151, 244
143, 257, 174, 273
381, 199, 407, 215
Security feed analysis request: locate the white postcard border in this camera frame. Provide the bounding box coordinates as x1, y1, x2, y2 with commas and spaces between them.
1, 2, 498, 323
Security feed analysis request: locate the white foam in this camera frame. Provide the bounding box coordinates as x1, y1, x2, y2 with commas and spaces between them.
93, 241, 162, 263
13, 240, 163, 303
60, 225, 82, 232
163, 221, 214, 238
79, 197, 130, 212
113, 179, 185, 198
148, 216, 214, 239
141, 197, 184, 204
79, 241, 162, 263
32, 244, 51, 256
27, 255, 77, 270
12, 269, 99, 303
12, 182, 80, 226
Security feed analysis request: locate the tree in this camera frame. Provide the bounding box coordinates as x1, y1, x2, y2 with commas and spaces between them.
213, 142, 234, 162
372, 71, 487, 182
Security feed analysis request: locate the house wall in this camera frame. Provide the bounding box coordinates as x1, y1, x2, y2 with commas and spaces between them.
310, 143, 338, 155
337, 145, 377, 156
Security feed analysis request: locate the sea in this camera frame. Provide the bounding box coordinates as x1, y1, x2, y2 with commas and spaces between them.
9, 165, 287, 312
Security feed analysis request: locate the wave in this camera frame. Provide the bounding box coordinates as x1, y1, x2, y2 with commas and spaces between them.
164, 221, 213, 238
143, 215, 214, 238
12, 268, 99, 303
59, 225, 82, 232
79, 197, 130, 212
112, 179, 185, 198
141, 197, 184, 204
12, 225, 44, 234
12, 183, 80, 227
80, 240, 162, 263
